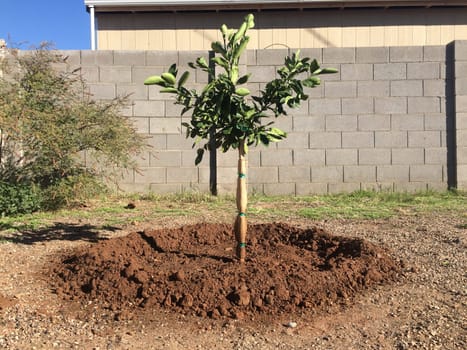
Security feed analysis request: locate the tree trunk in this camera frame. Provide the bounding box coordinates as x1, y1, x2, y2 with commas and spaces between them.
235, 139, 247, 262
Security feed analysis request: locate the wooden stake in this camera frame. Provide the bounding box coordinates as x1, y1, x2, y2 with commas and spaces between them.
235, 140, 247, 262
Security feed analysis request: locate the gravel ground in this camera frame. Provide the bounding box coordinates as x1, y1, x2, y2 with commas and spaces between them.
0, 212, 466, 349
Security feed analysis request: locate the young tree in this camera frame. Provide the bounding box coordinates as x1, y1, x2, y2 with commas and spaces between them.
145, 14, 336, 262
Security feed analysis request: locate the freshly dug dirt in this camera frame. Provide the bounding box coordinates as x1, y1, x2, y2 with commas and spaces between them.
51, 223, 401, 321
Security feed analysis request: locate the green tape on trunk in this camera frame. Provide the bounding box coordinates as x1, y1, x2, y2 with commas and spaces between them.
238, 242, 246, 248
238, 212, 246, 217
238, 173, 246, 179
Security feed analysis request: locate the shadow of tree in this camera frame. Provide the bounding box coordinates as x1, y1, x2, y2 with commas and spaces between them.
2, 222, 121, 245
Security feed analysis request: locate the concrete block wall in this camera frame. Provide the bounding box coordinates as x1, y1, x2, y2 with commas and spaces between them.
45, 42, 466, 194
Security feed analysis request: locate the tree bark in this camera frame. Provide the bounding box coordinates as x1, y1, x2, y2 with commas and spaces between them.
235, 139, 247, 262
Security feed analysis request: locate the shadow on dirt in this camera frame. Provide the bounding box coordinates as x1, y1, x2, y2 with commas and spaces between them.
1, 222, 119, 245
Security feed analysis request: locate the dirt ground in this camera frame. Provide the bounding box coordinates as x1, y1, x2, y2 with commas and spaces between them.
0, 210, 466, 349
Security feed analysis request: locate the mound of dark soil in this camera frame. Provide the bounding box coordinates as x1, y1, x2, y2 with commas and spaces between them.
51, 223, 401, 320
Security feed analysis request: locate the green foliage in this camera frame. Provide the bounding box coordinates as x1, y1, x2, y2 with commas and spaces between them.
145, 14, 337, 165
0, 46, 147, 212
0, 181, 43, 217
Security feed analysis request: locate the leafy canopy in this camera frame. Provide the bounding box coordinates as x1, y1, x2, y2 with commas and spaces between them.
145, 14, 337, 164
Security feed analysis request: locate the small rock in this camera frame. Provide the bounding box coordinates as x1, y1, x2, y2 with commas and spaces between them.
285, 321, 297, 328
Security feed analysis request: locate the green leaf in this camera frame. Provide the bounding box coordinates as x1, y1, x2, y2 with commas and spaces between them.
320, 67, 339, 74
160, 87, 178, 93
194, 148, 204, 165
211, 41, 226, 55
237, 74, 250, 85
235, 87, 250, 96
144, 75, 165, 86
177, 71, 190, 88
303, 76, 321, 87
168, 63, 178, 76
196, 57, 209, 69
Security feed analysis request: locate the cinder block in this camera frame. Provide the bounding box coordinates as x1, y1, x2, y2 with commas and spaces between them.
165, 102, 185, 117
393, 182, 428, 192
424, 113, 446, 131
277, 133, 309, 149
150, 150, 182, 167
257, 49, 288, 65
454, 41, 467, 61
216, 150, 237, 167
181, 150, 208, 167
199, 167, 236, 185
344, 165, 376, 182
146, 134, 167, 150
407, 62, 440, 79
294, 149, 325, 166
326, 115, 357, 131
342, 132, 374, 148
293, 116, 325, 131
309, 132, 341, 149
325, 81, 357, 98
312, 166, 343, 182
167, 167, 198, 183
391, 80, 423, 97
81, 50, 113, 65
358, 114, 391, 131
149, 117, 182, 134
392, 148, 424, 165
427, 182, 448, 191
132, 66, 164, 84
358, 148, 391, 165
88, 83, 116, 100
129, 117, 149, 133
358, 81, 389, 97
456, 62, 467, 77
296, 183, 328, 195
61, 50, 81, 67
246, 49, 256, 65
391, 114, 424, 131
135, 167, 166, 184
79, 66, 99, 82
375, 131, 408, 148
328, 182, 361, 193
425, 148, 447, 164
408, 131, 441, 147
323, 48, 355, 64
326, 149, 358, 165
301, 48, 323, 63
456, 113, 467, 129
133, 100, 165, 117
361, 182, 394, 192
263, 183, 296, 195
456, 77, 467, 95
410, 165, 443, 182
178, 50, 206, 67
279, 166, 311, 182
456, 96, 467, 113
261, 149, 293, 166
423, 46, 446, 62
117, 83, 148, 100
99, 66, 132, 83
390, 47, 423, 62
114, 51, 146, 66
342, 97, 374, 115
146, 51, 179, 66
309, 98, 341, 115
149, 183, 182, 194
374, 97, 407, 114
167, 135, 196, 150
377, 165, 409, 182
247, 65, 277, 83
374, 63, 406, 80
423, 80, 445, 97
456, 129, 467, 146
249, 167, 279, 183
356, 47, 389, 63
340, 64, 373, 81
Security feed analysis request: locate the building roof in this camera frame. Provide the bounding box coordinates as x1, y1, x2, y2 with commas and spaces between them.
84, 0, 467, 12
